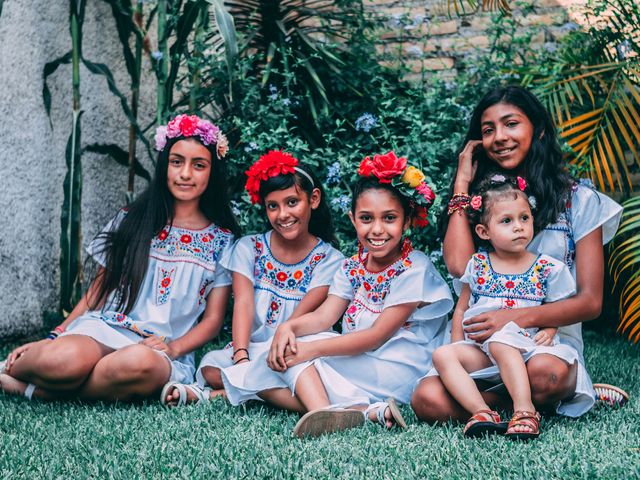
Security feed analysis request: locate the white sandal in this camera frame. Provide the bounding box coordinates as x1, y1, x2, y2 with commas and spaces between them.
366, 398, 407, 429
593, 383, 629, 407
293, 407, 365, 438
160, 382, 212, 407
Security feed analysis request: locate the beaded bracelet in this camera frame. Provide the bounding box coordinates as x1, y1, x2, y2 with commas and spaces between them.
447, 193, 471, 215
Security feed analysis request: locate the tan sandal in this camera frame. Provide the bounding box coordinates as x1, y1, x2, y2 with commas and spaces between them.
505, 410, 541, 441
463, 409, 508, 438
292, 407, 365, 438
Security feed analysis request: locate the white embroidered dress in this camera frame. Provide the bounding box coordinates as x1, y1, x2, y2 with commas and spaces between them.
61, 211, 234, 383
221, 244, 454, 406
442, 183, 622, 417
460, 253, 576, 358
196, 231, 344, 386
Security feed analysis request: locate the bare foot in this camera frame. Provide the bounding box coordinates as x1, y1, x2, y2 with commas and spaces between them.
0, 373, 28, 396
367, 405, 393, 428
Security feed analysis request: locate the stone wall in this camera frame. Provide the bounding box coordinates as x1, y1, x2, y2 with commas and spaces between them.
365, 0, 586, 82
0, 1, 154, 337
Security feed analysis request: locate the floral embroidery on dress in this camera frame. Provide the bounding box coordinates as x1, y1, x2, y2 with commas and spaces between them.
198, 279, 213, 305
151, 224, 232, 270
99, 312, 164, 340
470, 254, 555, 302
252, 234, 327, 301
265, 296, 283, 326
156, 267, 175, 305
341, 240, 414, 331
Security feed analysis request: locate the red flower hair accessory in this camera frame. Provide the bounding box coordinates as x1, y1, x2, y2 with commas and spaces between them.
357, 151, 437, 229
245, 150, 299, 204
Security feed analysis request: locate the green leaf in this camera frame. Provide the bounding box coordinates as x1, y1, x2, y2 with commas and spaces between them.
84, 143, 151, 181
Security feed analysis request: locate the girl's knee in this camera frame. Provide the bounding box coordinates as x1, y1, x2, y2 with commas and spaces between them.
431, 345, 453, 370
34, 341, 97, 383
103, 345, 168, 384
201, 366, 223, 389
527, 356, 576, 405
410, 378, 455, 424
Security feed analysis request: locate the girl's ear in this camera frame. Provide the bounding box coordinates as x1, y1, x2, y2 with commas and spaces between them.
403, 214, 411, 233
475, 223, 490, 240
309, 187, 321, 210
348, 210, 356, 228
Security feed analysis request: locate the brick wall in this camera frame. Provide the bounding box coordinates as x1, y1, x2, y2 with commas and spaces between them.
365, 0, 587, 81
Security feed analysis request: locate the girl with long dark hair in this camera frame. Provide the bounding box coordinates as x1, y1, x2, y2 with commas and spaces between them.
1, 114, 239, 402
162, 150, 343, 406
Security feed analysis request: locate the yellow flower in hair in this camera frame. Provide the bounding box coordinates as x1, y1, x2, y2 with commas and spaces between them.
401, 166, 425, 188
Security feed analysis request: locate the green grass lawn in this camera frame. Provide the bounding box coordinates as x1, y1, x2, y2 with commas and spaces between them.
1, 329, 639, 479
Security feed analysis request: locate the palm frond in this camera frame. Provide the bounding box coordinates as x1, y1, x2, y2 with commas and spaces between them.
446, 0, 511, 15
609, 196, 640, 343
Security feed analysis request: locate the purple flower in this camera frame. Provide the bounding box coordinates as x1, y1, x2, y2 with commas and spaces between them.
355, 113, 378, 133
196, 122, 220, 146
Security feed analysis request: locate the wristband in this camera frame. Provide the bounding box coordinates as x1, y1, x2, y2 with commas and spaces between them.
46, 330, 59, 340
233, 348, 249, 358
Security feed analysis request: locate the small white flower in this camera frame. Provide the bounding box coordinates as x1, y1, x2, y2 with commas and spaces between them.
490, 174, 506, 183
528, 195, 537, 209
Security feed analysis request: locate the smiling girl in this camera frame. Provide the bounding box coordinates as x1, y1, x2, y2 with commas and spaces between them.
1, 114, 239, 402
220, 152, 454, 437
411, 86, 625, 423
162, 150, 343, 406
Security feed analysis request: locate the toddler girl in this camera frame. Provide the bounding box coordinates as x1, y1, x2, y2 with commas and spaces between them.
432, 175, 576, 440
1, 114, 239, 402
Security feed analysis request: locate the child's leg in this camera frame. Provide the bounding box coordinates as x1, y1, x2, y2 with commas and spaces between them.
77, 344, 171, 402
258, 388, 306, 413
432, 343, 494, 415
4, 336, 113, 395
201, 366, 224, 389
290, 365, 331, 412
488, 342, 535, 414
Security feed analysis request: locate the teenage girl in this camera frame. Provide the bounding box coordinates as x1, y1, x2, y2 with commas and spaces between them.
221, 152, 454, 437
432, 176, 576, 440
411, 86, 626, 424
0, 114, 239, 402
162, 150, 343, 406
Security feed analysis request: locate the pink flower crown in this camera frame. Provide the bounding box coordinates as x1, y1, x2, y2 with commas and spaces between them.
154, 114, 228, 158
357, 151, 437, 228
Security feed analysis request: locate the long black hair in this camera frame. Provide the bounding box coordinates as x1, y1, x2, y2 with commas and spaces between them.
90, 136, 241, 314
258, 165, 336, 245
441, 86, 573, 234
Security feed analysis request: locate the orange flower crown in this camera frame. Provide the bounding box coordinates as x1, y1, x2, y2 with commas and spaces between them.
245, 150, 314, 204
357, 151, 437, 228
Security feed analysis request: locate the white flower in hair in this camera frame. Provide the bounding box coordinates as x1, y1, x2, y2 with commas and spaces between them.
528, 195, 537, 209
490, 174, 506, 183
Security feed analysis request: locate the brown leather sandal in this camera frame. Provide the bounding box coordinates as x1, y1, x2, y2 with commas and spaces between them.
463, 409, 508, 438
505, 410, 541, 441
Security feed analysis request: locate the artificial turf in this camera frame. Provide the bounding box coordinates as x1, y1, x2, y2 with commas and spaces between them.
1, 329, 638, 479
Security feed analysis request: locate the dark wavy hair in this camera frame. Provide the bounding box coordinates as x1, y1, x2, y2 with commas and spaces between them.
90, 136, 241, 314
441, 85, 573, 235
351, 177, 412, 219
258, 165, 336, 245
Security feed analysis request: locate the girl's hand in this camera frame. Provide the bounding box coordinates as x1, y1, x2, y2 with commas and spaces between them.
5, 340, 50, 373
534, 328, 557, 346
283, 342, 315, 368
267, 324, 297, 372
141, 336, 177, 360
464, 309, 513, 343
455, 140, 482, 190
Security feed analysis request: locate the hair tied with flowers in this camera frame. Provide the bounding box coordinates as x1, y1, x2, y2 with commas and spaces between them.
154, 114, 229, 159
244, 150, 314, 205
357, 151, 436, 228
479, 174, 536, 211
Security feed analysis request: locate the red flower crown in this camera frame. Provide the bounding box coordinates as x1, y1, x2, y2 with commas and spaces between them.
245, 150, 299, 204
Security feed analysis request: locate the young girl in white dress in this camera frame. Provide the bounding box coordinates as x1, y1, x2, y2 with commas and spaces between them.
162, 150, 343, 406
432, 176, 576, 440
221, 152, 454, 437
0, 114, 239, 402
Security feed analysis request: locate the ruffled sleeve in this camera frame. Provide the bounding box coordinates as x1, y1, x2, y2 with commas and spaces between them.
571, 184, 622, 244
211, 230, 235, 288
86, 209, 127, 267
328, 260, 354, 301
308, 245, 345, 291
219, 235, 256, 285
384, 252, 454, 321
542, 255, 577, 302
